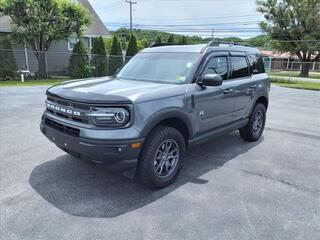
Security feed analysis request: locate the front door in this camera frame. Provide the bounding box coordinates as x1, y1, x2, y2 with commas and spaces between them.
193, 53, 235, 134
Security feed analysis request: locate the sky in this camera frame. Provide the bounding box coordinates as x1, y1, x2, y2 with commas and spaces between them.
89, 0, 265, 39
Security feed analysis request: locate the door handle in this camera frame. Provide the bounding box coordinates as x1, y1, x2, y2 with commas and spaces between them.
223, 89, 234, 94
248, 85, 257, 89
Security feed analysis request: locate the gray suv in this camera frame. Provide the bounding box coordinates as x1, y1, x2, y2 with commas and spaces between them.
40, 41, 270, 189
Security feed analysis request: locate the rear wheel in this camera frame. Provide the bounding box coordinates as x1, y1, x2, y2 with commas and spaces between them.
136, 126, 185, 189
239, 103, 266, 142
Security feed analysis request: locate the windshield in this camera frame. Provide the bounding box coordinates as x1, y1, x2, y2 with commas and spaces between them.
117, 52, 200, 84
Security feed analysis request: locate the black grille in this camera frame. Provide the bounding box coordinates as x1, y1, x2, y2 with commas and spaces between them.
45, 118, 80, 137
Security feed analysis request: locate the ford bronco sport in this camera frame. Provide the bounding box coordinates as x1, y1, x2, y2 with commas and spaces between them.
40, 41, 270, 189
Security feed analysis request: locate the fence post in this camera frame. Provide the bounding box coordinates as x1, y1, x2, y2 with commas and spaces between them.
288, 60, 294, 82
268, 58, 272, 74
24, 44, 29, 70
45, 51, 48, 79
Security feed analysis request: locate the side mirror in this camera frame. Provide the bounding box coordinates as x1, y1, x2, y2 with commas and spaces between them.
199, 74, 223, 87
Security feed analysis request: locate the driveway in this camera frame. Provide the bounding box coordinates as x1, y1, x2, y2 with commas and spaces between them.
0, 85, 319, 240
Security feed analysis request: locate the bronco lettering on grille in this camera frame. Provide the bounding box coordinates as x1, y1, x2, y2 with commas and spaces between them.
47, 103, 81, 116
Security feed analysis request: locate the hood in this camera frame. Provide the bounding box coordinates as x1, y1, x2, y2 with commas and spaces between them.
47, 77, 187, 104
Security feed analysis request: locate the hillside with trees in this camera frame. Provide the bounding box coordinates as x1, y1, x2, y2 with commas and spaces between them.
107, 28, 273, 52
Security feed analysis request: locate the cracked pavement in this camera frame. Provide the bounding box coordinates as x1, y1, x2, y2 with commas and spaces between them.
0, 85, 319, 240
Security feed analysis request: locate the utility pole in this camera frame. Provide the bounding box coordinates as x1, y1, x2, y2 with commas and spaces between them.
125, 0, 137, 33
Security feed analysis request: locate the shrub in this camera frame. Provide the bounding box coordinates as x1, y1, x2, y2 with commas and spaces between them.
0, 37, 17, 81
68, 40, 91, 79
179, 36, 188, 45
91, 36, 108, 77
155, 36, 162, 44
168, 34, 175, 44
126, 34, 138, 57
108, 36, 123, 76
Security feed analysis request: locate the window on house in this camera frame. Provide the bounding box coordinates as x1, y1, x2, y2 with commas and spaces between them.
68, 37, 79, 51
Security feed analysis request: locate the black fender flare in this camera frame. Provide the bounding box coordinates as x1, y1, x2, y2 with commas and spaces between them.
139, 108, 194, 139
250, 91, 269, 114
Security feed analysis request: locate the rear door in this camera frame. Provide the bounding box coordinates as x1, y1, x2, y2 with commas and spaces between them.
193, 52, 235, 134
227, 52, 253, 120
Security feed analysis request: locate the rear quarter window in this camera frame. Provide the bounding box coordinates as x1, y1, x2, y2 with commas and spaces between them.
248, 54, 265, 74
230, 56, 250, 79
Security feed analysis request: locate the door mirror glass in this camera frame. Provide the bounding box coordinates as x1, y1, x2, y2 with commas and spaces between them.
200, 74, 223, 86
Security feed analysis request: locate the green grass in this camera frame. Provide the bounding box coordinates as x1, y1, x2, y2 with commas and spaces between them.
269, 71, 320, 79
271, 77, 320, 91
0, 78, 69, 87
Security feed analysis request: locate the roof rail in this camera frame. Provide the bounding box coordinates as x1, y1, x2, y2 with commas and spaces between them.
149, 43, 179, 48
207, 41, 255, 48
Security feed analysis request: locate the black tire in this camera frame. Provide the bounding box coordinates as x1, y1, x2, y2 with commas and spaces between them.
136, 126, 186, 189
239, 103, 266, 142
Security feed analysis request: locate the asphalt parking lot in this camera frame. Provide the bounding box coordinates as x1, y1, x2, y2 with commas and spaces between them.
0, 85, 319, 240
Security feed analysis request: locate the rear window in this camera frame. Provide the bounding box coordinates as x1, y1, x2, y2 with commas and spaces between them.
248, 54, 265, 74
230, 56, 250, 79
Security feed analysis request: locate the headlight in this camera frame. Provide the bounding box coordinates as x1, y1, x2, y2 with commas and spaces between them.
87, 107, 130, 127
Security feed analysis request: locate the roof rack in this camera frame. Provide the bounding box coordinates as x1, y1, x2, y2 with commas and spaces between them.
207, 41, 254, 48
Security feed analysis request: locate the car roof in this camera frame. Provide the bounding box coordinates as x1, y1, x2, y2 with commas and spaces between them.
141, 43, 260, 55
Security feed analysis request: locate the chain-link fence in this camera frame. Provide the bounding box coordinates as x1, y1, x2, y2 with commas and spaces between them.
0, 48, 131, 81
1, 48, 319, 81
264, 58, 320, 74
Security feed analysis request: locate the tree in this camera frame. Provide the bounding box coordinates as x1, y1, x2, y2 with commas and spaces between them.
68, 41, 91, 79
1, 0, 90, 78
141, 38, 149, 48
247, 35, 273, 49
257, 0, 320, 77
0, 37, 17, 80
91, 36, 108, 77
108, 36, 123, 75
168, 34, 175, 44
179, 36, 188, 45
126, 34, 138, 57
155, 36, 162, 44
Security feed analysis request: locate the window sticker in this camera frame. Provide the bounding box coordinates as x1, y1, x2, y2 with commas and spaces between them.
176, 76, 186, 82
186, 62, 193, 68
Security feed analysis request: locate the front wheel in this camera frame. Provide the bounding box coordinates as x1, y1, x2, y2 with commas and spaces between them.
239, 103, 266, 142
136, 126, 186, 189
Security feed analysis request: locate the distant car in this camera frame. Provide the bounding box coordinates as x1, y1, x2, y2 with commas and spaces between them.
40, 41, 270, 189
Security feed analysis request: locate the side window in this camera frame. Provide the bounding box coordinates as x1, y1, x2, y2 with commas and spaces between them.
203, 56, 228, 80
248, 54, 265, 74
230, 56, 250, 79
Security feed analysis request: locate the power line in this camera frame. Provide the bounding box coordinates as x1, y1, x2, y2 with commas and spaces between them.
125, 0, 137, 33
134, 20, 261, 27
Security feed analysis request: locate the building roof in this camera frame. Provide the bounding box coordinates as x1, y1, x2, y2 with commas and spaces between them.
0, 0, 110, 37
79, 0, 110, 37
260, 50, 298, 59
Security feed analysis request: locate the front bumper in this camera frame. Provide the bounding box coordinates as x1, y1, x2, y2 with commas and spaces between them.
40, 115, 144, 171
